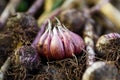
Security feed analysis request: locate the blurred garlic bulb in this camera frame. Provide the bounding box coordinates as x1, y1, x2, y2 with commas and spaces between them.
17, 45, 40, 69
82, 61, 120, 80
37, 18, 85, 60
60, 9, 85, 33
6, 13, 39, 43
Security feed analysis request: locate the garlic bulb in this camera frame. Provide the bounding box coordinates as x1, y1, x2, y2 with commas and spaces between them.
6, 13, 38, 43
82, 61, 119, 80
37, 19, 85, 60
60, 9, 85, 33
96, 33, 120, 60
17, 46, 40, 69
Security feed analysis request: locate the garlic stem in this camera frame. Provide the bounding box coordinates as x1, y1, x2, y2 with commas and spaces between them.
37, 8, 62, 26
99, 2, 120, 30
0, 0, 22, 28
37, 0, 80, 26
86, 0, 109, 5
27, 0, 44, 16
87, 0, 120, 31
84, 21, 96, 67
0, 57, 10, 80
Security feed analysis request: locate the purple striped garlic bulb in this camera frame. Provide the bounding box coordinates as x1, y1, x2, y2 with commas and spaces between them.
17, 45, 40, 69
37, 19, 85, 60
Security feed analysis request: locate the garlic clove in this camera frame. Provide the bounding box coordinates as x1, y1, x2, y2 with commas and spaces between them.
70, 31, 85, 54
63, 26, 85, 55
37, 28, 49, 55
38, 19, 52, 49
58, 26, 75, 58
50, 27, 65, 59
43, 28, 52, 59
56, 18, 85, 55
38, 28, 49, 47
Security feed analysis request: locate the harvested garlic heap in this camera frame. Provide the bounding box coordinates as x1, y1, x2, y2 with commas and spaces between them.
37, 18, 85, 60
